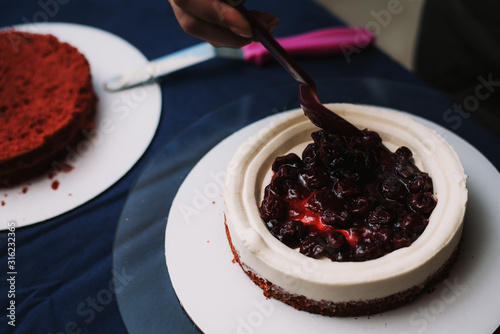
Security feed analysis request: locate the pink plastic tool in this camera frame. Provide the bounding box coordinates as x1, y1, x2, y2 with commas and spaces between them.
241, 27, 375, 66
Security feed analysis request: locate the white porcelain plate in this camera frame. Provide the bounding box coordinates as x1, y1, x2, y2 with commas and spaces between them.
0, 23, 162, 229
165, 108, 500, 334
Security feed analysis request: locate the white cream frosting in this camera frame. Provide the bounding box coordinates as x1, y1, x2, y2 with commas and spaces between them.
224, 103, 467, 303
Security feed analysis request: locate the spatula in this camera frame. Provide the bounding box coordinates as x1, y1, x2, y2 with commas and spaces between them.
232, 3, 363, 137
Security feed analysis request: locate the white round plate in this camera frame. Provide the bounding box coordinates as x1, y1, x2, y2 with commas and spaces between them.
0, 23, 161, 229
165, 108, 500, 334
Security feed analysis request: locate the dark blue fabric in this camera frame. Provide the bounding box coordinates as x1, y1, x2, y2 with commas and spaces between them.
1, 1, 499, 333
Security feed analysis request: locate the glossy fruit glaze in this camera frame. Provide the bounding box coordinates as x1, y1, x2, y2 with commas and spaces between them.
259, 129, 436, 262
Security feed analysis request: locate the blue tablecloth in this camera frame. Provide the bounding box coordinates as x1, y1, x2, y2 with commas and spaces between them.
1, 1, 499, 333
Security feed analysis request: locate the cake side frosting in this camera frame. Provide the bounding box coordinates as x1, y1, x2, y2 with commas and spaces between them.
224, 104, 467, 304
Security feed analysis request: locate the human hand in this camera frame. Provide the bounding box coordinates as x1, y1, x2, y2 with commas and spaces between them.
168, 0, 280, 47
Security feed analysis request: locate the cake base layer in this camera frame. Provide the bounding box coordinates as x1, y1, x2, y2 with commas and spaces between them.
225, 218, 459, 317
0, 30, 98, 187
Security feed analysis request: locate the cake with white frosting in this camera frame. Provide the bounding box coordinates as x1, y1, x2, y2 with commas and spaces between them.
224, 103, 467, 316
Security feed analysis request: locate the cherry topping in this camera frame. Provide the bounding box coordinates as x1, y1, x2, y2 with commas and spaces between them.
409, 192, 437, 214
395, 146, 413, 162
399, 212, 428, 233
409, 172, 433, 193
272, 153, 303, 172
354, 237, 385, 261
259, 128, 436, 262
350, 196, 374, 216
260, 193, 287, 220
380, 175, 408, 201
334, 178, 359, 199
300, 232, 327, 258
299, 163, 329, 189
375, 228, 394, 252
302, 143, 319, 165
366, 207, 392, 231
322, 209, 351, 229
355, 130, 382, 149
393, 230, 412, 250
279, 220, 306, 248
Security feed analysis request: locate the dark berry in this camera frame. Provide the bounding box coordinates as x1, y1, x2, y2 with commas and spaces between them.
299, 163, 330, 189
395, 146, 413, 162
394, 162, 418, 178
344, 149, 370, 174
271, 165, 298, 185
263, 184, 275, 197
272, 153, 303, 172
409, 192, 436, 214
360, 226, 375, 239
305, 189, 343, 213
324, 231, 349, 261
375, 228, 394, 252
409, 172, 433, 193
325, 231, 347, 251
319, 141, 345, 171
380, 175, 408, 201
353, 238, 384, 261
338, 169, 361, 182
331, 248, 352, 261
311, 130, 336, 145
322, 210, 351, 229
266, 219, 282, 236
334, 178, 359, 199
302, 143, 318, 165
366, 206, 392, 230
399, 212, 428, 234
350, 196, 374, 216
393, 230, 412, 250
260, 195, 287, 220
300, 232, 327, 258
270, 165, 300, 197
285, 182, 310, 200
357, 130, 382, 149
347, 227, 362, 243
279, 220, 305, 248
384, 202, 407, 224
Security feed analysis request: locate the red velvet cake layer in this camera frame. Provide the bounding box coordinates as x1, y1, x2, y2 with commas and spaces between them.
0, 30, 97, 186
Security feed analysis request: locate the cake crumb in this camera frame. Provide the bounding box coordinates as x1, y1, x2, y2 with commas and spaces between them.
51, 180, 60, 190
21, 186, 28, 194
1, 200, 5, 206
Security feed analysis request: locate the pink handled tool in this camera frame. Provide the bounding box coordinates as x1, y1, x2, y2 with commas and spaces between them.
241, 27, 375, 66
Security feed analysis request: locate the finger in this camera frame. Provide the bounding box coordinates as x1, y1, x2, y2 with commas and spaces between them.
169, 0, 280, 46
170, 0, 252, 37
170, 4, 253, 47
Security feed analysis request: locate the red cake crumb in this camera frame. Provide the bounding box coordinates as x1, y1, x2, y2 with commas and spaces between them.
0, 30, 97, 187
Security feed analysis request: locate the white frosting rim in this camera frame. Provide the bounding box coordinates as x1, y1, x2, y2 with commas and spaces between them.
224, 103, 467, 302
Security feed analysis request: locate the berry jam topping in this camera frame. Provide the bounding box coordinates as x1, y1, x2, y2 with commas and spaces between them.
259, 129, 436, 262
